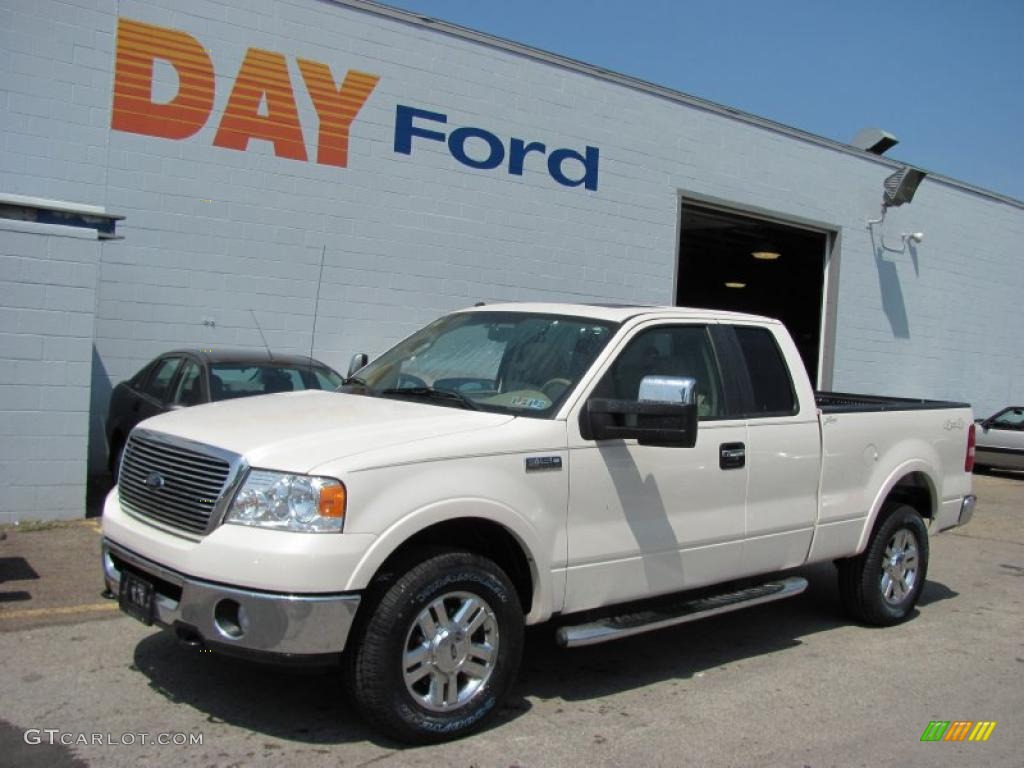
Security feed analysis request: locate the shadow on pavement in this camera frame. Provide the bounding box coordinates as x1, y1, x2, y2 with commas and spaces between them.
129, 561, 968, 746
916, 579, 958, 607
0, 718, 87, 768
133, 632, 408, 748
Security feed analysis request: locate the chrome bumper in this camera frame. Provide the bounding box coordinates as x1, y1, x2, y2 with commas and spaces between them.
102, 538, 360, 658
958, 494, 977, 527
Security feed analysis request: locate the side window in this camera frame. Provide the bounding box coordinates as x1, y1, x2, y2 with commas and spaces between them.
734, 327, 797, 416
991, 408, 1024, 429
313, 368, 343, 390
141, 357, 181, 403
170, 360, 203, 406
593, 325, 725, 420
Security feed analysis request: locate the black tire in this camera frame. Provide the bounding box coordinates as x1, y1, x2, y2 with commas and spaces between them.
348, 550, 524, 744
837, 503, 929, 626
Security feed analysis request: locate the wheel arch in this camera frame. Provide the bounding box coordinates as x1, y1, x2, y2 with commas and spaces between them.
856, 461, 937, 554
347, 503, 549, 623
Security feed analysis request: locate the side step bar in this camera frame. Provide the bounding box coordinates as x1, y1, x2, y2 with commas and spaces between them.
556, 576, 808, 648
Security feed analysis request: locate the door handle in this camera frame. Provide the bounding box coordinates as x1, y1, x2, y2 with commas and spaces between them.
719, 442, 745, 470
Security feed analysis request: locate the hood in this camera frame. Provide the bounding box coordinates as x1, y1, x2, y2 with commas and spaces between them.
135, 390, 515, 474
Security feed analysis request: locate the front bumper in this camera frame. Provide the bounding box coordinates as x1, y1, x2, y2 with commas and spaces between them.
102, 538, 360, 659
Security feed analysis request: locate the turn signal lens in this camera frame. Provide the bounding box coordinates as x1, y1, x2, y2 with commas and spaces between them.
319, 484, 346, 518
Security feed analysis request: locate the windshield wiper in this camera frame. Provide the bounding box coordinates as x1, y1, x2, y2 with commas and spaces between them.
379, 386, 480, 411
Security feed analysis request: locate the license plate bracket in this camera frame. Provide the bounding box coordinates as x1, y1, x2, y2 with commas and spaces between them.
119, 570, 155, 625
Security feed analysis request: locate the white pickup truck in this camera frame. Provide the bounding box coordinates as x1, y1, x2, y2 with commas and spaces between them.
102, 303, 977, 742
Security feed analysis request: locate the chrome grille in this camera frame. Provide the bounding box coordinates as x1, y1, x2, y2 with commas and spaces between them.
118, 433, 233, 536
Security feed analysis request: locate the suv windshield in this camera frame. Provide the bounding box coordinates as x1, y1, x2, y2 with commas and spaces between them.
346, 312, 617, 417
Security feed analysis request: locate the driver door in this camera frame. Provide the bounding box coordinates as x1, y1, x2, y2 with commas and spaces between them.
563, 322, 748, 614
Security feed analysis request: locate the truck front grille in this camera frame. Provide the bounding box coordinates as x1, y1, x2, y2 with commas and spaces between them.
118, 434, 233, 536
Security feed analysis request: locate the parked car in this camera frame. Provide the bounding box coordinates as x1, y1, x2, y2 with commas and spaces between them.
106, 349, 344, 479
101, 304, 975, 743
974, 406, 1024, 471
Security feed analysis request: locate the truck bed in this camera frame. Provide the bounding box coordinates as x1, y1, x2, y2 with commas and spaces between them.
815, 391, 969, 414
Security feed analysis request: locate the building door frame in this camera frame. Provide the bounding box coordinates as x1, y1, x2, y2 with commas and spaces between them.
673, 193, 841, 390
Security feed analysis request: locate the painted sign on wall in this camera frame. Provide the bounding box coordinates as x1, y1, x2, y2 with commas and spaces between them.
110, 18, 601, 190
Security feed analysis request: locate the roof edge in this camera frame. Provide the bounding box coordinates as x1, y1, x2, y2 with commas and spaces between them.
329, 0, 1023, 211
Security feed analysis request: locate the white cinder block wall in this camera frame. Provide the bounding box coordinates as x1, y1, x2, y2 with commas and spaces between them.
0, 227, 99, 522
1, 0, 1022, 519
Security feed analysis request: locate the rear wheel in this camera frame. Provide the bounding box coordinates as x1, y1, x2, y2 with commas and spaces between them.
348, 550, 524, 744
837, 503, 929, 626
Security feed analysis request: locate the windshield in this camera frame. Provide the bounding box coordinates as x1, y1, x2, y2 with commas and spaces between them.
210, 364, 343, 400
346, 312, 617, 417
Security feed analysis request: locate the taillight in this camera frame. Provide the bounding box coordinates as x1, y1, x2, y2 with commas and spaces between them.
965, 423, 976, 472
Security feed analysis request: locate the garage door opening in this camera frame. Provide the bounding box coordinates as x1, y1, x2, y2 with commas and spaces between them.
676, 202, 830, 386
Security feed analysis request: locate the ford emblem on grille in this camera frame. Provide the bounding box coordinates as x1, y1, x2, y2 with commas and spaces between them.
145, 472, 166, 490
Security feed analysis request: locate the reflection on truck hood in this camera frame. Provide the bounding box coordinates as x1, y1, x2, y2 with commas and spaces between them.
135, 390, 515, 474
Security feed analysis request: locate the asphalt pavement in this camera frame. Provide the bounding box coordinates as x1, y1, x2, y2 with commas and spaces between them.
1, 473, 1021, 767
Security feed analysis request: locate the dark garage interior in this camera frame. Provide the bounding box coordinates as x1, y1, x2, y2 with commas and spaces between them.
676, 203, 829, 386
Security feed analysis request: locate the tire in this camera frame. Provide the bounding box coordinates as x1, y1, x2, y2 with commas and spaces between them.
837, 503, 929, 626
348, 550, 524, 744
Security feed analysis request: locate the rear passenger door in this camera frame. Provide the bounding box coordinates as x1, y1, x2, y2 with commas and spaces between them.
722, 325, 821, 573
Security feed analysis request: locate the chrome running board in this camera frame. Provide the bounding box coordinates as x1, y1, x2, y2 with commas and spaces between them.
556, 576, 808, 648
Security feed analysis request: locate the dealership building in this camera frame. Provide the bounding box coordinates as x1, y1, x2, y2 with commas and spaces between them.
1, 0, 1022, 521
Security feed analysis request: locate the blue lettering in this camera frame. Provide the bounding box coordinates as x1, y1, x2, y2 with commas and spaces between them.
509, 139, 546, 176
548, 146, 599, 191
392, 104, 599, 191
394, 105, 446, 154
448, 126, 505, 170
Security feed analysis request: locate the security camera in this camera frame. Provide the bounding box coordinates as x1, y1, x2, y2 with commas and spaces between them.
906, 232, 924, 244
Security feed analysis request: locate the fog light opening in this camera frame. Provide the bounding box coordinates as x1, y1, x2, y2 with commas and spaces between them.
214, 599, 248, 639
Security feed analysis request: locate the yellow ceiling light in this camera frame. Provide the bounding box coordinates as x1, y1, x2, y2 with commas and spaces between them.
724, 281, 746, 289
751, 250, 781, 260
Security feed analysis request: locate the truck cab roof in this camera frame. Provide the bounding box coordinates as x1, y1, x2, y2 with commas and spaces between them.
460, 302, 781, 325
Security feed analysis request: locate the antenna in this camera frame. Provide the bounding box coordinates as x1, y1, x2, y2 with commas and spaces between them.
310, 244, 326, 367
249, 309, 273, 360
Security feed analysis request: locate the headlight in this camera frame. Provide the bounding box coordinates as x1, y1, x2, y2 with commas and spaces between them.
225, 470, 346, 533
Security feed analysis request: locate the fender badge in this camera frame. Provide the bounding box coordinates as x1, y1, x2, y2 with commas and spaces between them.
525, 456, 562, 472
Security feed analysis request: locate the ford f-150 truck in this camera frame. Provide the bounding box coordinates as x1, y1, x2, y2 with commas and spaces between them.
101, 303, 977, 742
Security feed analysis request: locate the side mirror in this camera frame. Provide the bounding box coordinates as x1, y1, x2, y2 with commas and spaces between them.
347, 353, 369, 378
580, 376, 698, 447
638, 375, 697, 405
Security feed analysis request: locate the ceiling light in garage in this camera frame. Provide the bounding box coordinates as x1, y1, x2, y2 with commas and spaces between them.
751, 250, 780, 260
724, 281, 746, 289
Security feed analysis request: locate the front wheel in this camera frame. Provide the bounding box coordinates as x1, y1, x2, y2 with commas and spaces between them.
837, 503, 929, 626
348, 551, 524, 744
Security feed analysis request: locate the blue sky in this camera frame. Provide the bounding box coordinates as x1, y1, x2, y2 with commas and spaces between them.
380, 0, 1024, 201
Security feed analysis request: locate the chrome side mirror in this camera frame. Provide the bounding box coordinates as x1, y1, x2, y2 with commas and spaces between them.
638, 376, 697, 406
347, 352, 369, 378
